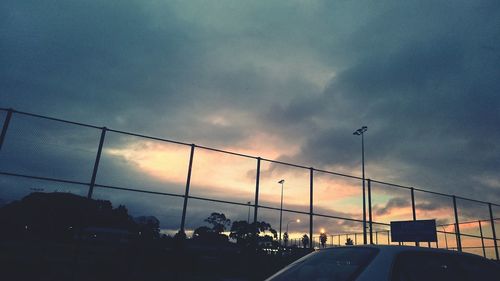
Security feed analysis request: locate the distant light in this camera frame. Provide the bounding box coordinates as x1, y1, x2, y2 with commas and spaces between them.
25, 225, 28, 230
296, 219, 301, 223
278, 179, 285, 184
320, 228, 325, 234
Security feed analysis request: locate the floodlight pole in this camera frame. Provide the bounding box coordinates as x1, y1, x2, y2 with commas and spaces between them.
247, 201, 251, 223
354, 126, 368, 244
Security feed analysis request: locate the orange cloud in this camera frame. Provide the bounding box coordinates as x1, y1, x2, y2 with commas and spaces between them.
105, 139, 464, 230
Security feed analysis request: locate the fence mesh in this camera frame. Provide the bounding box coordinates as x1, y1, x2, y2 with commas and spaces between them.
0, 108, 498, 262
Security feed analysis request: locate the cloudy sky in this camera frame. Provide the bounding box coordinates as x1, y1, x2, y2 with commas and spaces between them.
1, 1, 500, 249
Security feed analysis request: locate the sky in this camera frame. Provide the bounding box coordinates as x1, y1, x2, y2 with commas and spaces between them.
1, 0, 500, 252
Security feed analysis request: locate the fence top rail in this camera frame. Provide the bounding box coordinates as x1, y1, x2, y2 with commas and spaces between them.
1, 107, 499, 207
453, 195, 497, 206
311, 167, 362, 180
106, 128, 191, 146
439, 218, 500, 227
9, 108, 102, 129
261, 157, 315, 171
195, 144, 257, 160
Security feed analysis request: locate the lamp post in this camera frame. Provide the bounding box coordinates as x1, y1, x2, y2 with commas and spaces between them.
353, 126, 368, 244
247, 201, 251, 223
286, 219, 300, 234
278, 179, 285, 244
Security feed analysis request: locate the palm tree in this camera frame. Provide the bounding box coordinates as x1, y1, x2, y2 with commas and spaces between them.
302, 234, 309, 248
320, 232, 327, 248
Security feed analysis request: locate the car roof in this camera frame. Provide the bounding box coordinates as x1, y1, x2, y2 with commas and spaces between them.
319, 244, 490, 259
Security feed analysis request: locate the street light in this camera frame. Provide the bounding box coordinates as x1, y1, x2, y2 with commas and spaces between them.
278, 179, 285, 244
247, 201, 251, 223
286, 219, 300, 234
353, 126, 368, 244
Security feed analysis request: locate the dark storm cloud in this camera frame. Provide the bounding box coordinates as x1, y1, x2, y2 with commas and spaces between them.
1, 0, 203, 137
1, 0, 327, 147
1, 0, 500, 232
289, 1, 500, 202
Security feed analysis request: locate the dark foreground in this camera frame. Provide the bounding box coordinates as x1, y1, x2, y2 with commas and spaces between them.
1, 238, 312, 281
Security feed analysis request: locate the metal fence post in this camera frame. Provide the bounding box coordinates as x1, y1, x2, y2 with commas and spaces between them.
0, 108, 13, 152
489, 203, 499, 260
368, 179, 373, 244
452, 196, 462, 252
87, 127, 106, 199
411, 187, 419, 247
180, 144, 195, 233
479, 220, 486, 258
253, 157, 261, 223
309, 167, 313, 249
362, 178, 367, 244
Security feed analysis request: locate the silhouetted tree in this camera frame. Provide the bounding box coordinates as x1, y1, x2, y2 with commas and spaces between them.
230, 221, 253, 245
302, 234, 309, 248
205, 212, 231, 233
320, 232, 327, 248
345, 237, 354, 245
134, 216, 160, 239
193, 225, 228, 243
283, 232, 289, 247
230, 220, 277, 247
0, 192, 146, 240
255, 221, 278, 240
192, 213, 231, 243
193, 226, 212, 238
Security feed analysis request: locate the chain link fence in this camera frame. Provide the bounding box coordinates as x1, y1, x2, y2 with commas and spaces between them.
0, 107, 498, 262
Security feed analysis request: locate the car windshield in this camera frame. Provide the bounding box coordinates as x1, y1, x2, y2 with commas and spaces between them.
266, 247, 379, 281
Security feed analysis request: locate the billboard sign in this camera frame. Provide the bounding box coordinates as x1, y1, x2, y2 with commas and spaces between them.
391, 219, 437, 242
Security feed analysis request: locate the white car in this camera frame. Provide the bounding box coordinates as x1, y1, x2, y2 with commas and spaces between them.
266, 245, 499, 281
